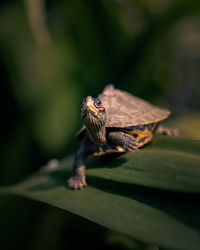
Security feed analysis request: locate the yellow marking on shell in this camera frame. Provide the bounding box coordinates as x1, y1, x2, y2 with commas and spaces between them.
93, 146, 125, 156
124, 124, 156, 148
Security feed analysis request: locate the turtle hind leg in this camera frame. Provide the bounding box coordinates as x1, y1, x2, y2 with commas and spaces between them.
155, 125, 179, 136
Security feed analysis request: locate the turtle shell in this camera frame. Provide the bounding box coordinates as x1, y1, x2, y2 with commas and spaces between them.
76, 84, 170, 139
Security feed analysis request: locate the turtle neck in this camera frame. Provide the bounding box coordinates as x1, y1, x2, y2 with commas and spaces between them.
83, 112, 106, 148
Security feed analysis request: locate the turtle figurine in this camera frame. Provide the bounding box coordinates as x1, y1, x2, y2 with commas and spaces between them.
68, 84, 178, 190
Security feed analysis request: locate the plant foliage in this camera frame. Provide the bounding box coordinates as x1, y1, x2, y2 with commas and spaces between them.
1, 136, 200, 250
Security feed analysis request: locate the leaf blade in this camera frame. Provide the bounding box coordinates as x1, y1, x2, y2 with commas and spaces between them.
87, 136, 200, 194
1, 136, 200, 250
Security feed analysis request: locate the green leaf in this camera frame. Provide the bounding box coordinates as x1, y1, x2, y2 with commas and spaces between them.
168, 113, 200, 140
87, 136, 200, 194
1, 136, 200, 250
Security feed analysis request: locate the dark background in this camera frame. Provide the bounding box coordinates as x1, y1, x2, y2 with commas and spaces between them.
0, 0, 200, 249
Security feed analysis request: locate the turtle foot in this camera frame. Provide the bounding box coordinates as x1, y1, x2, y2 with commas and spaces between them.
68, 175, 87, 190
156, 125, 179, 136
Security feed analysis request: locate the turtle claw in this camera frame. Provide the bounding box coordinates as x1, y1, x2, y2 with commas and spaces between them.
123, 134, 139, 152
127, 143, 139, 152
68, 175, 87, 190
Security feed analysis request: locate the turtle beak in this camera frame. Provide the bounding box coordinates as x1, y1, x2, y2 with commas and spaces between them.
81, 96, 98, 116
85, 96, 93, 108
81, 96, 92, 112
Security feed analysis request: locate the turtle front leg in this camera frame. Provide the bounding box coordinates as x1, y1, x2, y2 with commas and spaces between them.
108, 131, 139, 151
68, 140, 94, 190
155, 125, 179, 136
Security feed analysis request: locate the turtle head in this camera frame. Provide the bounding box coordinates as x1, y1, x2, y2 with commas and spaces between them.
81, 96, 106, 128
80, 96, 107, 147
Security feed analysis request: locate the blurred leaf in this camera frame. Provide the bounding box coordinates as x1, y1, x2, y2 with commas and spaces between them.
24, 0, 52, 48
168, 113, 200, 140
1, 136, 200, 250
110, 0, 200, 84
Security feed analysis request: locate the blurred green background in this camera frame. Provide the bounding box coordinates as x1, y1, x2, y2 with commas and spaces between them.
0, 0, 200, 249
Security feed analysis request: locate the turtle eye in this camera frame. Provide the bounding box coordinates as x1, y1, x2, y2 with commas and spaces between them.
81, 98, 86, 107
94, 99, 102, 108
